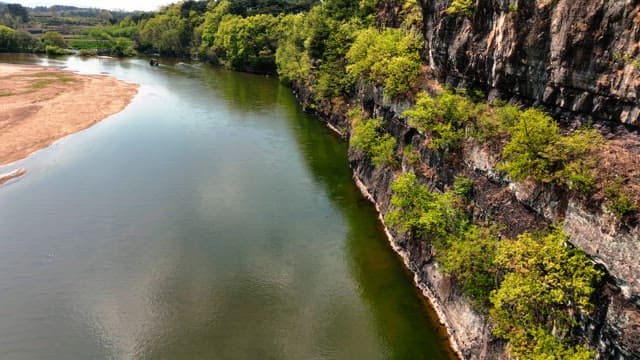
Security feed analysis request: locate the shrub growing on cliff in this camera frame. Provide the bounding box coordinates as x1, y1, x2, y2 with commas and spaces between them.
499, 109, 603, 191
440, 225, 498, 307
349, 114, 397, 168
605, 179, 638, 221
346, 27, 421, 99
402, 90, 474, 152
386, 173, 468, 244
490, 227, 602, 359
446, 0, 474, 17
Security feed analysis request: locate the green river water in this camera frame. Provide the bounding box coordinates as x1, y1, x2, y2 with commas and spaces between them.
0, 54, 456, 360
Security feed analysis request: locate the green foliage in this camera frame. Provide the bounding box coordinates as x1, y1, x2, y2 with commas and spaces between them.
349, 113, 397, 167
402, 90, 474, 151
44, 45, 70, 55
312, 18, 363, 99
226, 0, 318, 17
605, 179, 638, 220
499, 109, 603, 190
0, 24, 16, 51
403, 144, 421, 165
212, 14, 282, 73
386, 173, 468, 242
440, 225, 498, 307
139, 9, 189, 55
346, 27, 421, 99
386, 173, 436, 235
452, 175, 473, 201
399, 0, 423, 30
275, 13, 311, 83
446, 0, 474, 17
42, 31, 67, 48
200, 0, 231, 52
471, 101, 520, 141
490, 227, 601, 359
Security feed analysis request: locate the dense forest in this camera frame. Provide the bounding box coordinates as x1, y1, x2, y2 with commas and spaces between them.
2, 0, 638, 358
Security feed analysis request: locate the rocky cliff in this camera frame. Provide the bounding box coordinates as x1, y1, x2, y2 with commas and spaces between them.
293, 0, 640, 358
420, 0, 640, 127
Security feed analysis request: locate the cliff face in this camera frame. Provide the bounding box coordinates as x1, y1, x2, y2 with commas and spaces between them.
292, 1, 640, 358
421, 0, 640, 127
296, 82, 640, 359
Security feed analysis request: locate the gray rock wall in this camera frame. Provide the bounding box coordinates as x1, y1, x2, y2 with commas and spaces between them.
421, 0, 640, 127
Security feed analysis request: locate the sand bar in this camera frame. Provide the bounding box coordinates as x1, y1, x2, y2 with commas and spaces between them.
0, 63, 139, 166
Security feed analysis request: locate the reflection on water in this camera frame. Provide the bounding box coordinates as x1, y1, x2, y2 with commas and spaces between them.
0, 54, 455, 360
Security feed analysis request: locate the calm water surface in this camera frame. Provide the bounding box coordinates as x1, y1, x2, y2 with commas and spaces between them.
0, 54, 455, 359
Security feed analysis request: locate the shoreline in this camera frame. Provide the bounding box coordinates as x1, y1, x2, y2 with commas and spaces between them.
353, 175, 464, 360
0, 63, 139, 167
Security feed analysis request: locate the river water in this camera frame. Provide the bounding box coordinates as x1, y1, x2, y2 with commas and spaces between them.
0, 55, 455, 359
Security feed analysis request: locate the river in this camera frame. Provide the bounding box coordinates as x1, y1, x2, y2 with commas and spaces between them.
0, 54, 456, 359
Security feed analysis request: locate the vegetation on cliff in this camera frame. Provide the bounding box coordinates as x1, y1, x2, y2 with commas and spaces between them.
4, 0, 636, 357
100, 0, 633, 357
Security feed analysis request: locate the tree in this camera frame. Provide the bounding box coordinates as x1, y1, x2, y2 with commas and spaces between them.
402, 90, 475, 151
42, 31, 67, 48
7, 4, 29, 23
349, 115, 397, 167
0, 25, 16, 51
499, 108, 603, 190
346, 27, 421, 99
440, 225, 499, 307
490, 228, 601, 359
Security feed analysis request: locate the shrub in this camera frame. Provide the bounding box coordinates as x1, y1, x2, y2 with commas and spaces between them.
402, 90, 475, 151
446, 0, 474, 17
440, 225, 498, 307
386, 173, 468, 243
605, 179, 638, 220
42, 31, 67, 48
349, 115, 397, 168
499, 109, 602, 191
346, 27, 421, 99
403, 144, 421, 165
44, 45, 69, 55
490, 227, 601, 359
452, 175, 474, 201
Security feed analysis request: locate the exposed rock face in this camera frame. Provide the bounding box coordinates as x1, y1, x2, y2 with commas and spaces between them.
420, 0, 640, 127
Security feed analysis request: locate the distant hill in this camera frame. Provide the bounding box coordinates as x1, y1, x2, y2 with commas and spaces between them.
0, 2, 144, 35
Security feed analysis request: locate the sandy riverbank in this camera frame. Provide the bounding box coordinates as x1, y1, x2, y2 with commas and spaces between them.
0, 63, 139, 167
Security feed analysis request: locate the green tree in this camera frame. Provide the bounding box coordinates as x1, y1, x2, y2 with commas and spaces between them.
346, 27, 421, 99
212, 14, 281, 72
199, 0, 230, 54
440, 225, 498, 307
275, 13, 311, 83
490, 227, 601, 359
499, 109, 602, 190
402, 90, 474, 151
42, 31, 67, 48
386, 173, 467, 242
350, 115, 397, 167
0, 24, 16, 51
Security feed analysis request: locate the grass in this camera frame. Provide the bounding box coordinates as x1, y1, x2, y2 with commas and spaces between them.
29, 73, 76, 91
